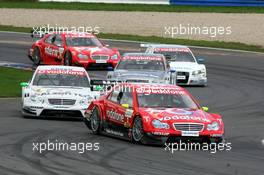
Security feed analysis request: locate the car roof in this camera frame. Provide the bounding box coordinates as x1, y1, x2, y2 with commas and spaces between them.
49, 32, 95, 38
116, 83, 185, 91
145, 44, 189, 49
122, 52, 165, 60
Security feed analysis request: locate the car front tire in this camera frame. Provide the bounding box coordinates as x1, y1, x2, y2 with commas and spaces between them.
84, 107, 101, 134
132, 117, 148, 144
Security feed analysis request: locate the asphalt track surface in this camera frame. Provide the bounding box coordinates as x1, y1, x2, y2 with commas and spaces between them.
0, 32, 264, 175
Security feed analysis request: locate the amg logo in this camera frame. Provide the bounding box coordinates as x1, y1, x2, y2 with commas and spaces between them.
106, 110, 124, 122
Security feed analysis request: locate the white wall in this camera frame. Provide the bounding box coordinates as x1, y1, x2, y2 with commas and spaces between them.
39, 0, 170, 5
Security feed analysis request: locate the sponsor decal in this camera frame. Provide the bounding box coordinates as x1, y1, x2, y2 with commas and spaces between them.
145, 108, 210, 123
123, 56, 162, 61
105, 129, 124, 137
165, 108, 193, 115
151, 132, 169, 136
125, 109, 133, 118
45, 46, 62, 58
136, 86, 185, 95
65, 33, 95, 38
211, 134, 223, 137
154, 47, 190, 53
159, 115, 210, 123
33, 88, 91, 98
37, 69, 86, 76
124, 109, 133, 127
53, 106, 69, 109
58, 48, 64, 54
106, 110, 125, 122
181, 131, 199, 137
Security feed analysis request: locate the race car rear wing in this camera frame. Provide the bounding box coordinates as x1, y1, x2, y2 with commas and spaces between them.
30, 29, 48, 41
140, 43, 160, 52
140, 43, 154, 48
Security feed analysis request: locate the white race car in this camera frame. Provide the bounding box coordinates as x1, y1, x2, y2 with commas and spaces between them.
142, 44, 207, 86
20, 65, 100, 118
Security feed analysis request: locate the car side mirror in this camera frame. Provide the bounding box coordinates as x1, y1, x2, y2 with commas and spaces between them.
20, 82, 29, 87
170, 69, 176, 73
121, 104, 129, 109
107, 66, 114, 71
197, 58, 205, 64
202, 106, 209, 112
91, 85, 103, 91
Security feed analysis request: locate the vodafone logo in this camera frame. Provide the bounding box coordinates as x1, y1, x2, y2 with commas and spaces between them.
165, 108, 193, 115
159, 115, 210, 123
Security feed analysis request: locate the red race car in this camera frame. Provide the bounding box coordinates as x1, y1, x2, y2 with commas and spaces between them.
84, 83, 224, 145
28, 32, 120, 69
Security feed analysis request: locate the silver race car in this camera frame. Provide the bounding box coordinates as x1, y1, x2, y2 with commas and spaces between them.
142, 44, 207, 86
107, 53, 177, 84
20, 65, 100, 118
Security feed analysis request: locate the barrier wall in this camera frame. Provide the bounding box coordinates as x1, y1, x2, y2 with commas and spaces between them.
170, 0, 264, 6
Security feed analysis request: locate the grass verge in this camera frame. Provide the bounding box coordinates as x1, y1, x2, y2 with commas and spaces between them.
0, 67, 32, 97
1, 25, 264, 53
0, 1, 264, 13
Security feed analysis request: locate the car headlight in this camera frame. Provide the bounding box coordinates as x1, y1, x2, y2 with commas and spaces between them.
78, 54, 88, 59
30, 94, 44, 104
207, 122, 219, 131
151, 79, 159, 83
111, 54, 118, 60
152, 119, 170, 129
79, 96, 93, 106
192, 69, 205, 75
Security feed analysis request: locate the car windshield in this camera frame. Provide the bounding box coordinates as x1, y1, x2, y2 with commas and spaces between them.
137, 93, 198, 109
154, 50, 195, 62
116, 59, 165, 71
32, 73, 90, 87
66, 37, 102, 47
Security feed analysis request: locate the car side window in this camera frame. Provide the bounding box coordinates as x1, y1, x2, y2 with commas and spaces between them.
54, 35, 63, 46
120, 91, 133, 107
108, 90, 120, 103
45, 34, 55, 44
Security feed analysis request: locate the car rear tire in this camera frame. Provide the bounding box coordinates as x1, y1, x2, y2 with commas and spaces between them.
64, 52, 72, 66
84, 107, 101, 134
33, 47, 41, 65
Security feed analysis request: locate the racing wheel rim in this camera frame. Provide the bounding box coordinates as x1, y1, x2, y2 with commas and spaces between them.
132, 117, 144, 142
33, 48, 41, 65
90, 109, 100, 132
64, 57, 70, 66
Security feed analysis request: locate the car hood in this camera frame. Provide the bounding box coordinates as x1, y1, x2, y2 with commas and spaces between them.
110, 70, 167, 82
69, 46, 115, 56
140, 108, 215, 124
30, 86, 99, 99
169, 62, 202, 71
